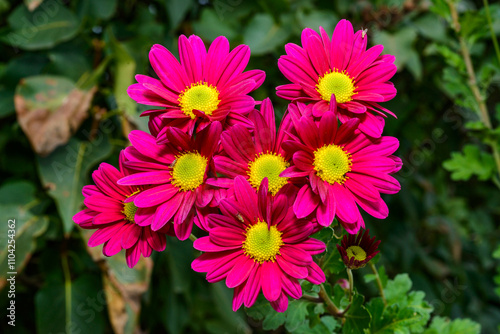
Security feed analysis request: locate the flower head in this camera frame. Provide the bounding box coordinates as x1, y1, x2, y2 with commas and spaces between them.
73, 152, 172, 268
277, 20, 397, 138
336, 229, 380, 269
192, 176, 326, 312
128, 35, 265, 139
117, 122, 223, 240
209, 98, 296, 196
281, 106, 402, 233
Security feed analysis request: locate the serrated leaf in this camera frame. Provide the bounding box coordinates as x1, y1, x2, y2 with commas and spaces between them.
423, 316, 480, 334
384, 274, 412, 304
443, 145, 495, 181
343, 294, 371, 334
285, 300, 309, 331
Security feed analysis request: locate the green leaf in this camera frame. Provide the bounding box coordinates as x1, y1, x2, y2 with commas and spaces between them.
384, 274, 412, 304
368, 274, 433, 334
192, 9, 237, 42
373, 27, 421, 80
285, 300, 309, 332
443, 145, 496, 181
413, 14, 447, 42
297, 10, 338, 33
77, 0, 117, 20
243, 13, 291, 55
294, 315, 340, 334
2, 3, 79, 50
263, 310, 286, 331
423, 316, 481, 334
36, 136, 112, 234
24, 0, 43, 11
314, 227, 345, 275
166, 0, 193, 30
0, 181, 49, 284
343, 294, 371, 334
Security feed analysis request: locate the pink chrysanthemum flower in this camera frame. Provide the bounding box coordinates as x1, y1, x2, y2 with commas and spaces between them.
209, 98, 295, 196
192, 177, 326, 312
276, 20, 397, 138
117, 122, 222, 240
73, 152, 172, 268
128, 35, 265, 138
281, 108, 402, 234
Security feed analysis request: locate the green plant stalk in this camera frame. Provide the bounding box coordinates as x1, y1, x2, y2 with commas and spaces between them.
447, 0, 500, 181
61, 251, 72, 330
369, 262, 387, 305
318, 283, 343, 317
347, 268, 354, 302
483, 0, 500, 67
189, 234, 198, 242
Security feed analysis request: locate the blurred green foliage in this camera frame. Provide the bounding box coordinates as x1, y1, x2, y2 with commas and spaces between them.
0, 0, 499, 333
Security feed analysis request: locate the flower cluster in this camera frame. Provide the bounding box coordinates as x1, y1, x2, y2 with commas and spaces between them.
74, 20, 400, 312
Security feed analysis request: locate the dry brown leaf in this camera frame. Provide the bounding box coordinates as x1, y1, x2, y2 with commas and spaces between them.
15, 75, 96, 156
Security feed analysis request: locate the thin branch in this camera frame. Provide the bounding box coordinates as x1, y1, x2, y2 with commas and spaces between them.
369, 262, 387, 305
447, 0, 500, 180
318, 284, 343, 317
483, 0, 500, 67
301, 294, 323, 303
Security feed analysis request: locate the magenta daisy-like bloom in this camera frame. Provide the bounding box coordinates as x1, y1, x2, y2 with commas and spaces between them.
117, 122, 222, 240
281, 108, 402, 234
128, 35, 265, 138
209, 98, 295, 196
277, 20, 397, 138
192, 176, 326, 312
73, 152, 172, 268
337, 229, 380, 269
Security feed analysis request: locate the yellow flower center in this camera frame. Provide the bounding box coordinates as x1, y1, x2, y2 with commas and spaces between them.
122, 189, 141, 223
346, 245, 367, 261
171, 152, 208, 191
313, 144, 352, 185
317, 69, 356, 104
242, 220, 284, 263
178, 82, 220, 119
247, 153, 289, 195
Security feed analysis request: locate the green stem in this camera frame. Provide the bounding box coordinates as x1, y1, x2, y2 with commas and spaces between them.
61, 251, 72, 329
369, 262, 387, 305
447, 0, 500, 181
318, 283, 343, 317
346, 268, 354, 302
483, 0, 500, 67
189, 234, 198, 242
301, 294, 323, 303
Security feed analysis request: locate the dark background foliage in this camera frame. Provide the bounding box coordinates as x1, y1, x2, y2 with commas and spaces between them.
0, 0, 499, 333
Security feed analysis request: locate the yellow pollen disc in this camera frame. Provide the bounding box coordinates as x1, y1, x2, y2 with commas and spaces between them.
171, 151, 208, 191
242, 220, 284, 263
178, 82, 221, 119
313, 144, 352, 185
346, 245, 367, 261
122, 190, 140, 223
247, 153, 290, 195
316, 69, 356, 104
